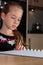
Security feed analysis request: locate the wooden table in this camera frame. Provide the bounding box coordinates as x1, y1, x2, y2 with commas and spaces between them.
0, 54, 43, 65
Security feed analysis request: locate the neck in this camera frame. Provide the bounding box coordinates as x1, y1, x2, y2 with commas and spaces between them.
0, 23, 14, 36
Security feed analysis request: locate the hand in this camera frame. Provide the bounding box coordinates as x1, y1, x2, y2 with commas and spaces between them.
15, 45, 26, 50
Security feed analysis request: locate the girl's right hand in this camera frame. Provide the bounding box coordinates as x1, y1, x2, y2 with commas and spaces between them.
14, 45, 26, 50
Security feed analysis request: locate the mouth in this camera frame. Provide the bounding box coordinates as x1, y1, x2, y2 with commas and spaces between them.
12, 25, 16, 27
12, 25, 17, 28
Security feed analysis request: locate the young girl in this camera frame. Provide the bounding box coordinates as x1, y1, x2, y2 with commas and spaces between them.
0, 1, 26, 51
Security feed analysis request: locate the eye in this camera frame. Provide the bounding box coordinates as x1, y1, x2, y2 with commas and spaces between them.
11, 17, 16, 19
18, 19, 21, 21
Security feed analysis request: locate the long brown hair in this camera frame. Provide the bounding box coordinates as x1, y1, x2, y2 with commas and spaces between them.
13, 30, 24, 48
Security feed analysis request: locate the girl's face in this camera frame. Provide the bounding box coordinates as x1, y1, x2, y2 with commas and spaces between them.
2, 6, 23, 30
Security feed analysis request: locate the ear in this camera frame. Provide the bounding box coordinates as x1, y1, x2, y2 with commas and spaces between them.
1, 12, 6, 20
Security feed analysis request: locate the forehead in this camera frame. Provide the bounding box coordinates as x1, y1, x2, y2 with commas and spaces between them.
7, 6, 23, 18
9, 6, 23, 13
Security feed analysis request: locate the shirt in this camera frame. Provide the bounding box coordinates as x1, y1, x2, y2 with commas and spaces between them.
0, 33, 17, 51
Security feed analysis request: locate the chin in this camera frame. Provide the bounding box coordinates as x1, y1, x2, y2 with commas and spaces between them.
11, 28, 17, 30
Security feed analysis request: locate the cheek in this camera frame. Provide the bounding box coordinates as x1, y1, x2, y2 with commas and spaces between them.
17, 22, 21, 26
15, 21, 20, 25
5, 17, 14, 25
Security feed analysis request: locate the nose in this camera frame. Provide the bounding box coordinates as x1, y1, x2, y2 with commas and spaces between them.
14, 19, 18, 24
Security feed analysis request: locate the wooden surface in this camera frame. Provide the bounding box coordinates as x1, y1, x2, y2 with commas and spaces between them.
0, 54, 43, 65
27, 34, 43, 50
